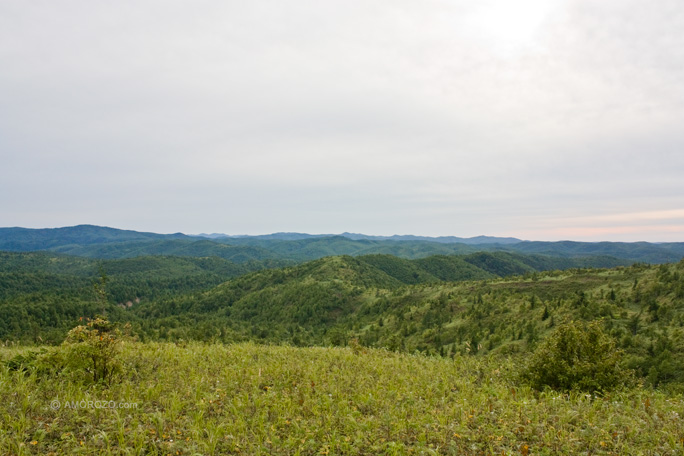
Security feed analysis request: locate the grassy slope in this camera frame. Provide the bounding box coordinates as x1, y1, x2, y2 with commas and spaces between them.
1, 342, 683, 455
2, 251, 683, 387
128, 258, 684, 388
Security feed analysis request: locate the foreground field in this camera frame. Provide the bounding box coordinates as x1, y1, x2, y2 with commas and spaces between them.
1, 342, 683, 455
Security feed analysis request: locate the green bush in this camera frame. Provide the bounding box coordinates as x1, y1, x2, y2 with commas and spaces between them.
523, 321, 631, 392
63, 317, 123, 386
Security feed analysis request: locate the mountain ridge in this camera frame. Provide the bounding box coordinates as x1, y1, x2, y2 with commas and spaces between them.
2, 225, 684, 264
0, 224, 189, 251
194, 231, 523, 244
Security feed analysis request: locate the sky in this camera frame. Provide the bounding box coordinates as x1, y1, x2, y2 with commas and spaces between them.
1, 0, 684, 241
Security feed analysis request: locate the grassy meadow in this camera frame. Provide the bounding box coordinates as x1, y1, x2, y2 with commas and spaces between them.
1, 341, 683, 455
2, 245, 684, 454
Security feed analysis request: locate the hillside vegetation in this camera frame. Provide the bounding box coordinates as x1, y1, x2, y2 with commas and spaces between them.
0, 251, 288, 343
2, 342, 683, 455
3, 249, 683, 390
122, 255, 684, 390
2, 236, 684, 454
0, 250, 628, 339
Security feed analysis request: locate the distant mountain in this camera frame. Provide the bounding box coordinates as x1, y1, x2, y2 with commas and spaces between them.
2, 225, 684, 264
338, 232, 522, 245
51, 239, 285, 264
193, 233, 234, 239
504, 241, 684, 264
219, 235, 479, 260
195, 231, 523, 245
0, 225, 189, 251
219, 232, 329, 241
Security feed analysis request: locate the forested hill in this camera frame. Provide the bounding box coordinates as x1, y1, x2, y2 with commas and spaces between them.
2, 248, 684, 387
2, 225, 684, 264
52, 239, 283, 263
509, 240, 684, 264
0, 250, 628, 343
133, 256, 684, 388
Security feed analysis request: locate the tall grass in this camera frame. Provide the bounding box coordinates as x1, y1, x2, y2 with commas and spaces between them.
1, 342, 683, 455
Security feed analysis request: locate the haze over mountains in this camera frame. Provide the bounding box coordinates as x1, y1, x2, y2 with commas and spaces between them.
2, 224, 684, 264
201, 231, 523, 245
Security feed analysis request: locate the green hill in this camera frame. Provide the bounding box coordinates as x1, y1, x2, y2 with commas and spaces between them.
3, 248, 684, 388
2, 227, 684, 454
358, 254, 444, 284
51, 239, 284, 263
222, 235, 477, 261
507, 240, 684, 263
359, 254, 495, 283
461, 251, 536, 276
125, 257, 684, 388
0, 251, 285, 343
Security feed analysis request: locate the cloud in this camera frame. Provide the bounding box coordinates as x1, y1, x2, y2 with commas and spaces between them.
1, 0, 683, 240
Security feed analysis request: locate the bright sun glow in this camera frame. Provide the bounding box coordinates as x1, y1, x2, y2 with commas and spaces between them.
463, 0, 561, 56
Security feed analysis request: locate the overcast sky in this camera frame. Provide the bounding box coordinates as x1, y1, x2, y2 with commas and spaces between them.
1, 0, 683, 241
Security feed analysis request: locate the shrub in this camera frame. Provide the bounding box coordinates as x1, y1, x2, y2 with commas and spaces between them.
523, 320, 631, 392
63, 317, 123, 386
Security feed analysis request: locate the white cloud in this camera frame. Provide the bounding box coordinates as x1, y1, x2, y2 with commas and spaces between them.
1, 0, 683, 240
